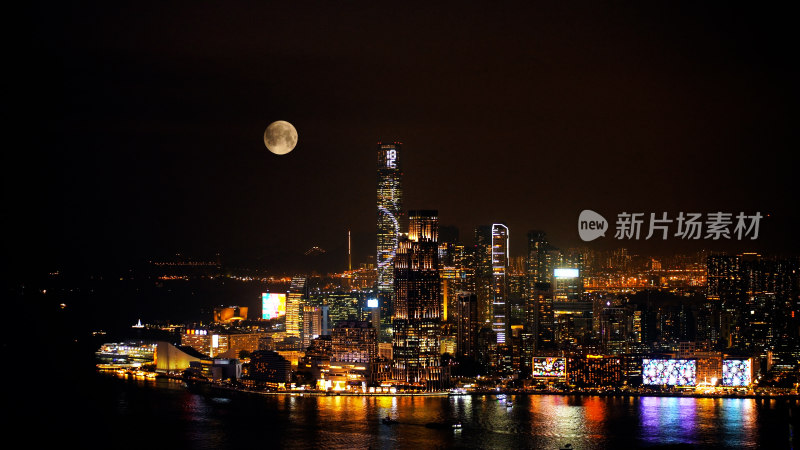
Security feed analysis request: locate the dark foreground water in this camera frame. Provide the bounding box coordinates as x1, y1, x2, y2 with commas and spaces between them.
60, 373, 798, 449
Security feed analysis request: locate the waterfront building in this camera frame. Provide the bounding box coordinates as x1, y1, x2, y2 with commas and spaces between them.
327, 321, 381, 386
181, 329, 261, 358
154, 341, 208, 372
248, 350, 291, 387
532, 356, 567, 383
392, 210, 446, 390
189, 359, 242, 381
331, 321, 378, 364
568, 355, 623, 387
377, 141, 403, 341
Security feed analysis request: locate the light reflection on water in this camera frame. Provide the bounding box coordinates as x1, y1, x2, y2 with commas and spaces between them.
87, 375, 797, 449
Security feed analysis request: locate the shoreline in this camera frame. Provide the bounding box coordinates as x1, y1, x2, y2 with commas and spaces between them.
98, 370, 799, 401
179, 380, 800, 402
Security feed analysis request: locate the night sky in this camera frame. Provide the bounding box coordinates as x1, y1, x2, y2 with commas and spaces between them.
12, 2, 798, 275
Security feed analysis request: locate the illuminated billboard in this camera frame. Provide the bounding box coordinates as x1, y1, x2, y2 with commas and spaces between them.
367, 299, 379, 308
642, 359, 696, 386
554, 268, 580, 278
532, 357, 566, 378
262, 293, 286, 320
722, 359, 752, 386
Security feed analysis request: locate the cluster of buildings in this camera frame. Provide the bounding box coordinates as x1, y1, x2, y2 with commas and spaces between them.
104, 142, 800, 393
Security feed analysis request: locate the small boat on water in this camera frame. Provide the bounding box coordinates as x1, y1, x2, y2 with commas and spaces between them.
382, 415, 398, 425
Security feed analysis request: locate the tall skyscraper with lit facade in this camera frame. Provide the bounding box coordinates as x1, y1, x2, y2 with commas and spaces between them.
377, 141, 403, 341
286, 277, 306, 339
491, 224, 509, 344
393, 210, 445, 390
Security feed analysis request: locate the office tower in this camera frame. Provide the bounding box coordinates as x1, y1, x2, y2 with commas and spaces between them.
527, 231, 554, 284
553, 266, 582, 302
440, 265, 460, 322
308, 291, 361, 327
453, 243, 477, 294
474, 226, 494, 323
491, 223, 509, 344
286, 277, 306, 339
393, 210, 445, 390
528, 282, 554, 351
552, 266, 591, 348
302, 306, 324, 348
377, 141, 403, 341
408, 209, 438, 242
456, 292, 479, 358
707, 254, 742, 302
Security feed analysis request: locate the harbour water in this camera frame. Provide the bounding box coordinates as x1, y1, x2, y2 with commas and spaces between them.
65, 372, 797, 449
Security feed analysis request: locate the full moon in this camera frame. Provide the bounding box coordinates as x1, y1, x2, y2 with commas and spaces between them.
263, 120, 298, 155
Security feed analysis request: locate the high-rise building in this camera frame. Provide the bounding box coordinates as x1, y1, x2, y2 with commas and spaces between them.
393, 210, 446, 390
527, 231, 554, 284
302, 306, 325, 349
491, 223, 510, 344
474, 226, 494, 323
286, 277, 306, 339
308, 291, 361, 328
456, 291, 479, 358
377, 141, 403, 341
331, 321, 378, 364
528, 282, 554, 351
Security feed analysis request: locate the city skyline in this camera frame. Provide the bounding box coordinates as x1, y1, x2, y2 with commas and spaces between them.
17, 4, 799, 447
11, 2, 799, 278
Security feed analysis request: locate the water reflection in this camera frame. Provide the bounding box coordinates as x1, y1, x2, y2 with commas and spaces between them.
88, 374, 795, 449
640, 396, 699, 445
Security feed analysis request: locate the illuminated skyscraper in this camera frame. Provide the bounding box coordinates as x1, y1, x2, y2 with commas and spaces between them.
491, 223, 509, 344
302, 305, 324, 348
377, 141, 403, 341
286, 277, 306, 339
393, 210, 445, 390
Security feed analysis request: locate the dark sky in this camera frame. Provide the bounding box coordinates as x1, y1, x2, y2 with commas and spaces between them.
11, 2, 799, 274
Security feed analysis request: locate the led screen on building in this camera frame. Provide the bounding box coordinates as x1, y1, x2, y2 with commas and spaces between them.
532, 357, 566, 378
722, 359, 752, 386
554, 268, 580, 278
262, 293, 286, 320
367, 299, 379, 308
642, 359, 696, 386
